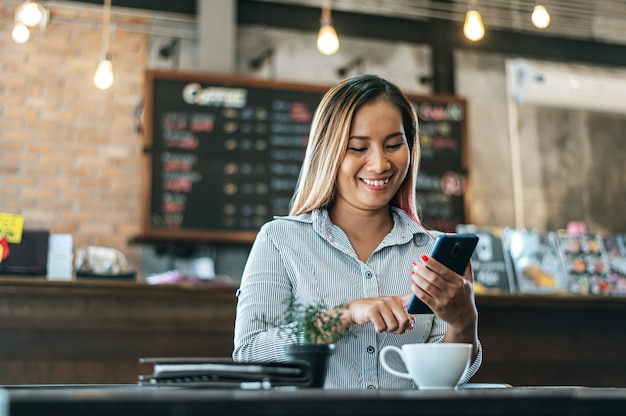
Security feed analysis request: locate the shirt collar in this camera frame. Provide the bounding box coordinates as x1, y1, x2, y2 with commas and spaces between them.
305, 207, 431, 248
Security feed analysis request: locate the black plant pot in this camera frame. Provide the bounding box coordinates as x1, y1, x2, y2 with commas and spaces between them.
284, 344, 334, 388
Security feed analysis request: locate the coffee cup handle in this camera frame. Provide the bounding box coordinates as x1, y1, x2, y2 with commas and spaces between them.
379, 345, 412, 379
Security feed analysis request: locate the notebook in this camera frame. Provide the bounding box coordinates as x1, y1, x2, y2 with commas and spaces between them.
138, 357, 312, 388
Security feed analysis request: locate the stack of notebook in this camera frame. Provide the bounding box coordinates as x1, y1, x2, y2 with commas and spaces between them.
139, 357, 312, 389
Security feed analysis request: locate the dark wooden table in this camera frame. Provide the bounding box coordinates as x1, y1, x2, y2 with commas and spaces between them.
4, 385, 626, 416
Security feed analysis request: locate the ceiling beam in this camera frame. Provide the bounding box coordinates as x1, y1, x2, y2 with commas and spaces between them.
238, 0, 626, 94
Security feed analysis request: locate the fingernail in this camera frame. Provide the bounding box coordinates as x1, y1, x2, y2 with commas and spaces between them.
421, 254, 429, 262
408, 318, 415, 330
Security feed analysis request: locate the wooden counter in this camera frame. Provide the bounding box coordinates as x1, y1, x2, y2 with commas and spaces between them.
1, 277, 625, 387
0, 278, 238, 385
475, 292, 626, 387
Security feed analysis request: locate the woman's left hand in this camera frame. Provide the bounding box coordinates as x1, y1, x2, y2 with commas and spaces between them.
410, 254, 478, 339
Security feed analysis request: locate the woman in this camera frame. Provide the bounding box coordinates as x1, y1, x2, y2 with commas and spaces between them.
233, 74, 482, 389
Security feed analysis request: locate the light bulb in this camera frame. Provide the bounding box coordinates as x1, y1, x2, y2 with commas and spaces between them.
12, 22, 30, 44
463, 9, 485, 41
16, 1, 43, 27
94, 57, 114, 90
317, 23, 340, 55
531, 5, 551, 29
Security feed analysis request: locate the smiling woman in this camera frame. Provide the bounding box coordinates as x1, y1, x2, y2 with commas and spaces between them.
232, 74, 483, 389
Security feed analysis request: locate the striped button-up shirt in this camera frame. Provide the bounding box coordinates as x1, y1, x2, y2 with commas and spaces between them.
233, 207, 482, 389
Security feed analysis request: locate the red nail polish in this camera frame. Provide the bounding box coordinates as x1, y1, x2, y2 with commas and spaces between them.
421, 254, 429, 262
411, 261, 418, 267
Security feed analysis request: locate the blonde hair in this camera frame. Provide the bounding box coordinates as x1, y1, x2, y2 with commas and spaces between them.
290, 74, 422, 223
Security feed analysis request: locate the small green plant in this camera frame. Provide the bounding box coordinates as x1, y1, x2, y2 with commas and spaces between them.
260, 296, 355, 345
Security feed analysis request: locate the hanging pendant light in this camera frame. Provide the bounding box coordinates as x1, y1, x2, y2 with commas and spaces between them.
15, 1, 47, 27
94, 54, 114, 90
11, 1, 49, 44
531, 3, 551, 29
94, 0, 114, 90
12, 23, 31, 44
317, 0, 340, 55
463, 6, 485, 42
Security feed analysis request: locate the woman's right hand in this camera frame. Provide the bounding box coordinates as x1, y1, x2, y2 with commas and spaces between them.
342, 295, 414, 334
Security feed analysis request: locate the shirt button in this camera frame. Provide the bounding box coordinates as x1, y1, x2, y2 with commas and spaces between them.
366, 345, 375, 354
367, 384, 376, 389
365, 271, 373, 279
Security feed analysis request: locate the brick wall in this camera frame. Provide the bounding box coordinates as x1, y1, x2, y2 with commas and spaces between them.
0, 3, 149, 265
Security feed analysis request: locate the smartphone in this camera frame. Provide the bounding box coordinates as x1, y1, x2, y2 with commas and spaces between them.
406, 233, 479, 314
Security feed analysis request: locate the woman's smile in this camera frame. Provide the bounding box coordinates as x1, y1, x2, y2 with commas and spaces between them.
361, 176, 391, 190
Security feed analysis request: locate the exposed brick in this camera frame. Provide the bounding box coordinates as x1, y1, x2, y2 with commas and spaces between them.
1, 3, 149, 256
20, 209, 59, 226
79, 223, 114, 236
0, 176, 36, 187
4, 153, 38, 165
26, 143, 58, 153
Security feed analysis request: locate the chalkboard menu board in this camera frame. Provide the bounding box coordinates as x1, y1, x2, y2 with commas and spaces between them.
413, 97, 469, 233
141, 70, 469, 243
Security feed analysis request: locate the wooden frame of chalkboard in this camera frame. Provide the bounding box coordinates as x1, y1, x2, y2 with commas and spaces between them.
139, 70, 470, 244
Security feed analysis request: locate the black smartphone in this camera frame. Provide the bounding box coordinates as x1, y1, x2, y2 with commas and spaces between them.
406, 233, 479, 314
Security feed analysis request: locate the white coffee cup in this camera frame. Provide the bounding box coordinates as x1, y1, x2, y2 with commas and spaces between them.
379, 343, 472, 390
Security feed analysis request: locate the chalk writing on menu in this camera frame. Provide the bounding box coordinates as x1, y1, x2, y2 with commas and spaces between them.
414, 99, 467, 232
147, 73, 324, 241
143, 71, 468, 242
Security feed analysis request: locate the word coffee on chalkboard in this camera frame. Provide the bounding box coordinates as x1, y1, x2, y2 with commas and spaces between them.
141, 71, 469, 243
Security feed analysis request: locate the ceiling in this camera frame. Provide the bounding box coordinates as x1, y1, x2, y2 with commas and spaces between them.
64, 0, 626, 47
264, 0, 626, 46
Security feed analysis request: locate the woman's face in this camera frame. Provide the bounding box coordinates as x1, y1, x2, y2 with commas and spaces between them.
333, 98, 410, 214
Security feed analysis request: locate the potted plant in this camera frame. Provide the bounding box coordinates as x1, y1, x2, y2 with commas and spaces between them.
260, 296, 354, 387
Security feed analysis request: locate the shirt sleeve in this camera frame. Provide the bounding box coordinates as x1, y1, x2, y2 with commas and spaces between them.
460, 339, 483, 384
232, 224, 292, 362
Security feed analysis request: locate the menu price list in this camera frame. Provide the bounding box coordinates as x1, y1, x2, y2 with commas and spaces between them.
414, 100, 467, 232
149, 75, 323, 233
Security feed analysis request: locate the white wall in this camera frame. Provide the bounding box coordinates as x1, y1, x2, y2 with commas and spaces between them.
455, 50, 626, 232
235, 25, 432, 94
